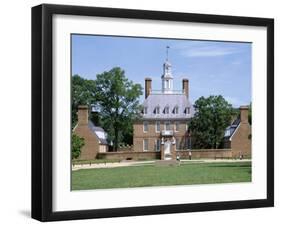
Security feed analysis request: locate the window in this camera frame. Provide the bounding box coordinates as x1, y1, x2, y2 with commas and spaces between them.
143, 139, 148, 151
175, 121, 179, 132
165, 80, 169, 89
155, 139, 161, 151
185, 107, 190, 114
174, 106, 179, 114
176, 138, 180, 150
155, 106, 160, 114
165, 121, 171, 130
164, 106, 169, 114
143, 121, 148, 132
155, 121, 160, 133
143, 107, 148, 115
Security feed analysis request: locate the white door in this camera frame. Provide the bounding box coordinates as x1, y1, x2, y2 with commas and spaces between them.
164, 141, 172, 160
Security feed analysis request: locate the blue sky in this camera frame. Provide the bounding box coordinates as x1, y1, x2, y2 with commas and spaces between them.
72, 34, 252, 107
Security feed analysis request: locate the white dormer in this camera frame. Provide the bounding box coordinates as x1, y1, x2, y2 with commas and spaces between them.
174, 105, 179, 114
155, 105, 160, 114
185, 107, 190, 114
164, 105, 169, 114
143, 106, 148, 115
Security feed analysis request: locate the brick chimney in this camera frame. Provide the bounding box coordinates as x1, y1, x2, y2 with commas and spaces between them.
182, 79, 189, 98
145, 78, 152, 99
78, 105, 88, 125
239, 106, 249, 123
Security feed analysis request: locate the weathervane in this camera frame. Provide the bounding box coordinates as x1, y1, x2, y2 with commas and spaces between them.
166, 46, 170, 61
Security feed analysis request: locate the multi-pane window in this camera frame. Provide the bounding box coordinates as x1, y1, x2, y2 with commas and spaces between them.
165, 121, 171, 130
143, 107, 148, 115
155, 106, 160, 114
174, 106, 179, 114
185, 107, 190, 114
143, 139, 148, 151
143, 121, 148, 132
155, 121, 160, 133
155, 139, 161, 151
164, 106, 169, 114
175, 121, 180, 132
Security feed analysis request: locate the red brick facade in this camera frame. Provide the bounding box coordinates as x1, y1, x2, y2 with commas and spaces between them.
133, 119, 192, 160
224, 106, 252, 158
73, 106, 107, 160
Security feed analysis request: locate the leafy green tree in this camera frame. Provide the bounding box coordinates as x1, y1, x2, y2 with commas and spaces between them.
189, 95, 233, 149
72, 75, 96, 126
95, 67, 142, 151
72, 133, 85, 159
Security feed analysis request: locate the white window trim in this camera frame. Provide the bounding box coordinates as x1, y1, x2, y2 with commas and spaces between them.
164, 106, 169, 114
155, 106, 160, 115
155, 139, 161, 152
186, 123, 188, 131
143, 121, 148, 133
174, 106, 179, 114
143, 139, 148, 151
155, 121, 160, 133
143, 107, 148, 115
165, 121, 171, 131
175, 121, 179, 132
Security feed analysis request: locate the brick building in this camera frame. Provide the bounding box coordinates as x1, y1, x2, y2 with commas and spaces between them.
73, 105, 108, 160
74, 49, 251, 161
133, 56, 194, 160
223, 106, 252, 158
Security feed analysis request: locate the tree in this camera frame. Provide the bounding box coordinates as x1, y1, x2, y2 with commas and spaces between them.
72, 133, 85, 159
72, 75, 96, 126
95, 67, 142, 151
189, 95, 233, 149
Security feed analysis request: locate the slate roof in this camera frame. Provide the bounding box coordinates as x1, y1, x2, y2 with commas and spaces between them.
142, 93, 194, 120
224, 118, 241, 139
88, 121, 108, 145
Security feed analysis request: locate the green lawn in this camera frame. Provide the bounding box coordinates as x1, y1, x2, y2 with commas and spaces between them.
71, 161, 251, 190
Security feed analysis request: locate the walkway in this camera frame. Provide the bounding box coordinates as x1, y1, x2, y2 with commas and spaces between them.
72, 159, 251, 171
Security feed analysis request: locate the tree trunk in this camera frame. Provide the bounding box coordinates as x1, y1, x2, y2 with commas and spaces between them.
114, 126, 119, 152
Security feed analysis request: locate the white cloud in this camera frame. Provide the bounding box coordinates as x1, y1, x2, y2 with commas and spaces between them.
173, 41, 241, 58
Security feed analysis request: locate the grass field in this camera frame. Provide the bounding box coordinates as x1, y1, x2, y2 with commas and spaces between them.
71, 161, 251, 190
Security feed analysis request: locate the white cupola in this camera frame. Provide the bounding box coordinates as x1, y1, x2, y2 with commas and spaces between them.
161, 46, 173, 93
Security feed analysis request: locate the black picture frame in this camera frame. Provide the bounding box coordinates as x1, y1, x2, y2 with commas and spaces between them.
32, 3, 274, 222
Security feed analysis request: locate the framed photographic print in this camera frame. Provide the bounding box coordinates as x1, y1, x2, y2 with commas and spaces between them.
32, 4, 274, 222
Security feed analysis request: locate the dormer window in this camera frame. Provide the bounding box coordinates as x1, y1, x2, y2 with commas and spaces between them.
164, 106, 169, 114
174, 106, 179, 114
155, 106, 160, 114
143, 107, 148, 115
185, 107, 190, 114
